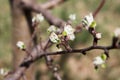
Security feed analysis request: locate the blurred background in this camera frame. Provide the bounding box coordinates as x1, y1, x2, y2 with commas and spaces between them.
0, 0, 120, 80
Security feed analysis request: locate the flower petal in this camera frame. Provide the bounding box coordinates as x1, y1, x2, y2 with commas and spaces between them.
49, 32, 60, 43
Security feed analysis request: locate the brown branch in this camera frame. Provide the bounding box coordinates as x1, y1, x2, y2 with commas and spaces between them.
43, 46, 119, 56
5, 41, 120, 80
40, 0, 65, 9
5, 67, 26, 80
20, 0, 66, 28
93, 0, 106, 18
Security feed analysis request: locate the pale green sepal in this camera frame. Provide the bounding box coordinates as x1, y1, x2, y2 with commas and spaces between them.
101, 54, 107, 60
62, 31, 67, 36
90, 21, 96, 29
101, 64, 106, 68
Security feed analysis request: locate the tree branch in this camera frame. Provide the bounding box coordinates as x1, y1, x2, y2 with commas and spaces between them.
20, 0, 66, 28
5, 41, 120, 80
93, 0, 106, 18
40, 0, 65, 9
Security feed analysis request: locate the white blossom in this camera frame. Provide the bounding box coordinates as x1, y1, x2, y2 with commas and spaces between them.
56, 28, 61, 33
69, 14, 76, 21
32, 13, 44, 23
0, 68, 8, 76
63, 24, 75, 40
47, 25, 57, 32
82, 13, 96, 29
114, 28, 120, 37
96, 33, 102, 39
93, 56, 105, 66
84, 13, 94, 26
0, 68, 4, 75
32, 17, 36, 23
67, 34, 75, 41
36, 14, 44, 22
49, 32, 60, 43
16, 41, 25, 50
64, 24, 75, 35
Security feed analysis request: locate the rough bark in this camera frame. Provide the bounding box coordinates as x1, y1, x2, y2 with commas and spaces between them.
9, 0, 35, 80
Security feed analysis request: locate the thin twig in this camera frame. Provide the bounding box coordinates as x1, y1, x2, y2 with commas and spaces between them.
93, 0, 106, 18
43, 40, 62, 80
40, 0, 65, 9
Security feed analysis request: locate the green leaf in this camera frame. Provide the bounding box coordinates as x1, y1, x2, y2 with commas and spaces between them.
101, 54, 107, 60
90, 21, 96, 29
62, 31, 67, 36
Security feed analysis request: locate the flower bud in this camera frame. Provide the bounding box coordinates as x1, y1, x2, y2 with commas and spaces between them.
16, 41, 25, 50
114, 28, 120, 37
64, 24, 75, 35
93, 54, 107, 70
67, 34, 75, 41
32, 13, 44, 23
0, 68, 9, 76
49, 32, 60, 43
63, 24, 75, 40
37, 14, 44, 22
82, 13, 96, 29
93, 56, 105, 65
69, 14, 76, 21
47, 25, 57, 32
96, 33, 102, 39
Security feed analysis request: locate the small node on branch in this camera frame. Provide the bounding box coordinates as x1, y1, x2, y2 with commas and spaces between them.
82, 51, 86, 55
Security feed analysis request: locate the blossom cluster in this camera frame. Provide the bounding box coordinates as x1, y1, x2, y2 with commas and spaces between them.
15, 12, 120, 72
93, 54, 107, 69
48, 24, 75, 44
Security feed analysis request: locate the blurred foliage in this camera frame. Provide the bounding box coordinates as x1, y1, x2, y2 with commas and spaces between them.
0, 0, 11, 68
1, 0, 120, 80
